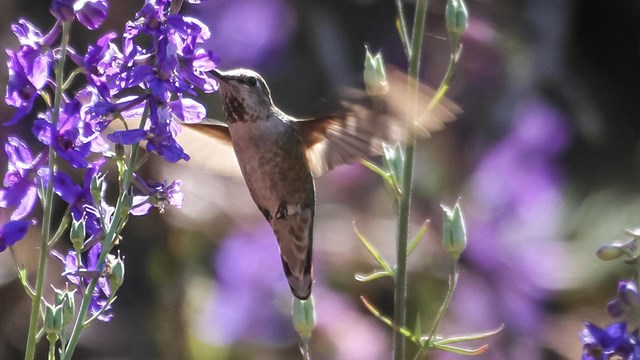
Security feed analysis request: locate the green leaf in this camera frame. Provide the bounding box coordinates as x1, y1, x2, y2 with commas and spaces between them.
434, 343, 489, 356
434, 324, 505, 345
355, 270, 392, 282
17, 266, 35, 298
353, 221, 394, 276
383, 143, 404, 191
360, 296, 422, 345
407, 219, 430, 257
49, 211, 71, 247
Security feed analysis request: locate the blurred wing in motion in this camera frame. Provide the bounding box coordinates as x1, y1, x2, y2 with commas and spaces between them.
108, 115, 243, 178
178, 119, 242, 178
299, 67, 460, 176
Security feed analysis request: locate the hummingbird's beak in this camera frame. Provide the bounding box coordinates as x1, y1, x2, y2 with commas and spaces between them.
211, 68, 233, 83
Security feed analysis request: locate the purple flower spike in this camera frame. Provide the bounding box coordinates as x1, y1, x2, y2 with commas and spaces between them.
580, 322, 640, 360
0, 220, 31, 252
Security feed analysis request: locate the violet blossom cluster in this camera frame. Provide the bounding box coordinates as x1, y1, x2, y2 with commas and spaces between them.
0, 0, 219, 322
581, 234, 640, 359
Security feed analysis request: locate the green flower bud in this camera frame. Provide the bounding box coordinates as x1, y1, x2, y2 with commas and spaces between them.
44, 303, 63, 338
442, 201, 467, 260
596, 244, 625, 261
109, 254, 125, 293
61, 290, 76, 327
70, 217, 86, 252
446, 0, 468, 45
292, 296, 316, 341
90, 173, 105, 207
53, 288, 75, 327
364, 46, 389, 97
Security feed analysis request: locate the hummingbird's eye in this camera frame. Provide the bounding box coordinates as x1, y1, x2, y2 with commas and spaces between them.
246, 77, 258, 87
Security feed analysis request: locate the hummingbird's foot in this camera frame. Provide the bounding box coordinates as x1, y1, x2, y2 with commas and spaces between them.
275, 199, 288, 219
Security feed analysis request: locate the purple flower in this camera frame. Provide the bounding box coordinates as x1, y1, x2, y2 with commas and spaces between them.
5, 46, 52, 126
608, 281, 640, 319
32, 89, 110, 168
0, 220, 31, 252
580, 322, 640, 360
68, 33, 129, 98
0, 137, 47, 220
50, 0, 108, 30
75, 0, 108, 30
55, 243, 112, 321
4, 19, 58, 125
130, 176, 184, 215
52, 159, 109, 237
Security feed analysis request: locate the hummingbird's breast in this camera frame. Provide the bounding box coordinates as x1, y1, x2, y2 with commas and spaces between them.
227, 115, 314, 216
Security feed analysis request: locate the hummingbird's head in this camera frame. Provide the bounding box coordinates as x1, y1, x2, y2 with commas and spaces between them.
211, 68, 274, 123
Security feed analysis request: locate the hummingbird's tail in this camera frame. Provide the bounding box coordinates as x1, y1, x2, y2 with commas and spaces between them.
271, 204, 315, 300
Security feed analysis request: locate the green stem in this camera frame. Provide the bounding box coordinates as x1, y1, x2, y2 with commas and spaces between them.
47, 338, 56, 360
393, 1, 429, 360
24, 21, 72, 360
61, 104, 148, 360
394, 0, 411, 58
427, 261, 459, 345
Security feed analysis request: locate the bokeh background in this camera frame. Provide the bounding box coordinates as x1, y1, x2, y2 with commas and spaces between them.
1, 0, 640, 359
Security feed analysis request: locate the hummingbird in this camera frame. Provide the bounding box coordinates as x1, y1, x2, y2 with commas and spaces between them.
181, 67, 456, 300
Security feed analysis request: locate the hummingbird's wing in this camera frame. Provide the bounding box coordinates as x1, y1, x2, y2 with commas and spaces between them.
108, 114, 244, 177
299, 69, 459, 176
177, 119, 244, 177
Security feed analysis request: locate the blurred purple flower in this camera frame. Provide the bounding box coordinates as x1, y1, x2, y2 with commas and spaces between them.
0, 220, 32, 252
199, 225, 295, 345
194, 0, 296, 67
0, 137, 47, 221
580, 322, 640, 360
447, 97, 570, 359
197, 224, 388, 359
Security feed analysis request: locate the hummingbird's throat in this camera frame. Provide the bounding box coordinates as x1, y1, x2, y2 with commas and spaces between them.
222, 95, 248, 124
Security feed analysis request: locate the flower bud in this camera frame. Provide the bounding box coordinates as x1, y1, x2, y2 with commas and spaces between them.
364, 46, 389, 97
446, 0, 468, 45
109, 255, 125, 293
442, 201, 467, 260
50, 0, 75, 22
44, 303, 63, 338
61, 290, 76, 327
70, 217, 86, 252
292, 296, 316, 341
596, 244, 625, 261
90, 173, 105, 206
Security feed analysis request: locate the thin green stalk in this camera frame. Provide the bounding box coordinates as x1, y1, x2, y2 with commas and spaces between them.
395, 0, 411, 58
24, 20, 72, 360
427, 261, 459, 345
47, 339, 56, 360
61, 104, 149, 360
394, 1, 429, 359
